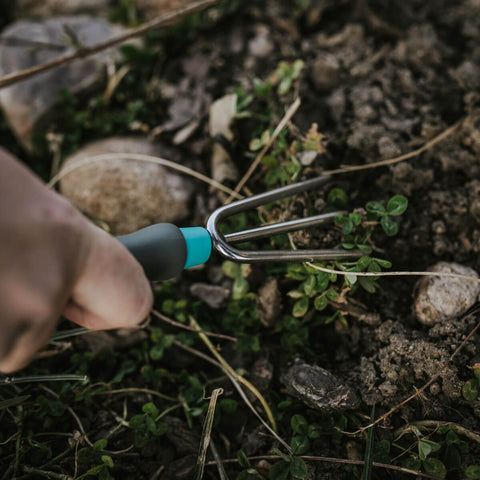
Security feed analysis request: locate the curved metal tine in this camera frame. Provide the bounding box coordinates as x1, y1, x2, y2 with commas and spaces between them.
224, 211, 344, 244
206, 175, 362, 263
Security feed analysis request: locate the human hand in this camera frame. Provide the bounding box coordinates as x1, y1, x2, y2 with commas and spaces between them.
0, 148, 153, 373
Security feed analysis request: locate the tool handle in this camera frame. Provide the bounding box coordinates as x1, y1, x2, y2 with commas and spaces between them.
118, 224, 212, 282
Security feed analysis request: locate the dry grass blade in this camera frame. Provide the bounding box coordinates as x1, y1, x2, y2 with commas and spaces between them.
189, 315, 277, 432
194, 387, 223, 480
173, 340, 292, 454
151, 309, 237, 342
362, 405, 375, 480
0, 0, 221, 90
47, 153, 242, 199
209, 439, 230, 480
0, 395, 30, 411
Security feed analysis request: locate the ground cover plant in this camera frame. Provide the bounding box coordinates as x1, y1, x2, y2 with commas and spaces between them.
1, 0, 480, 479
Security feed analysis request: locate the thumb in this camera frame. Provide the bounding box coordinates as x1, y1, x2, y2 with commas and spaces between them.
63, 222, 153, 330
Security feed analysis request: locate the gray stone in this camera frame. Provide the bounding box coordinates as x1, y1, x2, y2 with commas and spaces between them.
311, 53, 340, 92
189, 283, 230, 308
280, 360, 359, 413
414, 262, 480, 326
0, 17, 125, 151
59, 137, 194, 235
17, 0, 109, 17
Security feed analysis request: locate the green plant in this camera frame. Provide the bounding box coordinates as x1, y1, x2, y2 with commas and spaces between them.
269, 449, 308, 480
77, 439, 114, 480
289, 414, 321, 455
272, 60, 305, 96
149, 327, 175, 361
128, 402, 168, 448
365, 195, 408, 236
236, 450, 267, 479
462, 363, 480, 401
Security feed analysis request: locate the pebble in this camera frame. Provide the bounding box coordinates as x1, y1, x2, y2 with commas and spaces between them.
0, 17, 125, 152
189, 283, 230, 308
59, 137, 194, 235
280, 360, 359, 413
414, 262, 480, 326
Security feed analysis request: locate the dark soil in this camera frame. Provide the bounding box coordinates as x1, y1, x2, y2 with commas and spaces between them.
1, 1, 480, 479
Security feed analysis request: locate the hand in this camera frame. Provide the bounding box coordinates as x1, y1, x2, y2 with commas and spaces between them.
0, 148, 153, 373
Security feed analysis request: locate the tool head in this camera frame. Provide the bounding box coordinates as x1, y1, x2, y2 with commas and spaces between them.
206, 175, 362, 263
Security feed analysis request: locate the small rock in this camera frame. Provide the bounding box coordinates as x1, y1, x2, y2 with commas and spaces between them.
280, 360, 359, 413
311, 53, 340, 92
257, 278, 281, 327
454, 61, 480, 90
414, 262, 480, 326
248, 25, 274, 58
297, 150, 317, 166
59, 137, 194, 235
0, 17, 126, 152
17, 0, 109, 17
248, 357, 273, 393
189, 283, 230, 308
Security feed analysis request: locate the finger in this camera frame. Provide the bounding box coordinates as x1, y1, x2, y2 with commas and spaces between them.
66, 223, 153, 330
0, 284, 62, 373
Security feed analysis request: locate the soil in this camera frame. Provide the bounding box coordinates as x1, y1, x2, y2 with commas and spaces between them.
1, 0, 480, 479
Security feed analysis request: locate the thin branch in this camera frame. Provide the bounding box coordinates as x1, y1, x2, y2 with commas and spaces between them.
225, 97, 301, 203
151, 309, 237, 342
0, 0, 221, 90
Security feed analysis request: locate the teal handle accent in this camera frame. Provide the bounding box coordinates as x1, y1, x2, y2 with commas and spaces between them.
180, 227, 212, 269
118, 224, 212, 281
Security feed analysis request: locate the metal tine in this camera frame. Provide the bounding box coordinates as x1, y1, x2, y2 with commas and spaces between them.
206, 175, 362, 263
224, 211, 344, 244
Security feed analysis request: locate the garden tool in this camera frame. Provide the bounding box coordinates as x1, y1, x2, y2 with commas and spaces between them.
118, 174, 362, 281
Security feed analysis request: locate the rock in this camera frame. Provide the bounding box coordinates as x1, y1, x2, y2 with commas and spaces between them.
414, 262, 480, 326
59, 137, 194, 235
257, 278, 281, 327
189, 283, 230, 308
311, 53, 340, 92
454, 60, 480, 90
248, 25, 274, 58
163, 417, 200, 455
0, 17, 125, 152
16, 0, 109, 17
280, 360, 359, 413
248, 357, 273, 393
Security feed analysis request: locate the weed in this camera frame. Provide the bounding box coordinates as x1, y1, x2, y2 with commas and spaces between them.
128, 402, 168, 448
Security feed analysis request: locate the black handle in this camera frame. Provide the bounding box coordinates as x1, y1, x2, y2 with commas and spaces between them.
118, 223, 187, 281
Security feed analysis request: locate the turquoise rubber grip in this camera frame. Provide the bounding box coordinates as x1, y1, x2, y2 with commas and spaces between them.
118, 224, 212, 281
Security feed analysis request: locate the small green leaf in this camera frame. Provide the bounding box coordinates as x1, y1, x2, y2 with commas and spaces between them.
386, 195, 408, 216
269, 460, 291, 480
150, 344, 165, 360
381, 216, 399, 236
293, 297, 309, 317
326, 289, 339, 301
220, 399, 238, 413
335, 214, 348, 226
358, 244, 373, 254
328, 188, 348, 208
314, 295, 328, 311
287, 264, 308, 280
303, 275, 316, 297
145, 415, 157, 434
101, 455, 114, 468
93, 439, 108, 451
466, 465, 480, 479
222, 261, 240, 279
86, 464, 105, 475
350, 213, 362, 226
290, 456, 308, 478
462, 379, 479, 401
446, 429, 459, 445
291, 435, 309, 455
366, 201, 386, 217
291, 414, 308, 435
422, 458, 446, 478
359, 277, 377, 293
356, 256, 372, 271
316, 272, 330, 292
342, 220, 353, 235
307, 423, 321, 439
129, 414, 145, 429
142, 402, 159, 417
402, 457, 421, 471
418, 439, 441, 460
345, 274, 357, 285
154, 422, 168, 436
233, 277, 249, 300
373, 258, 392, 268
237, 450, 251, 469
